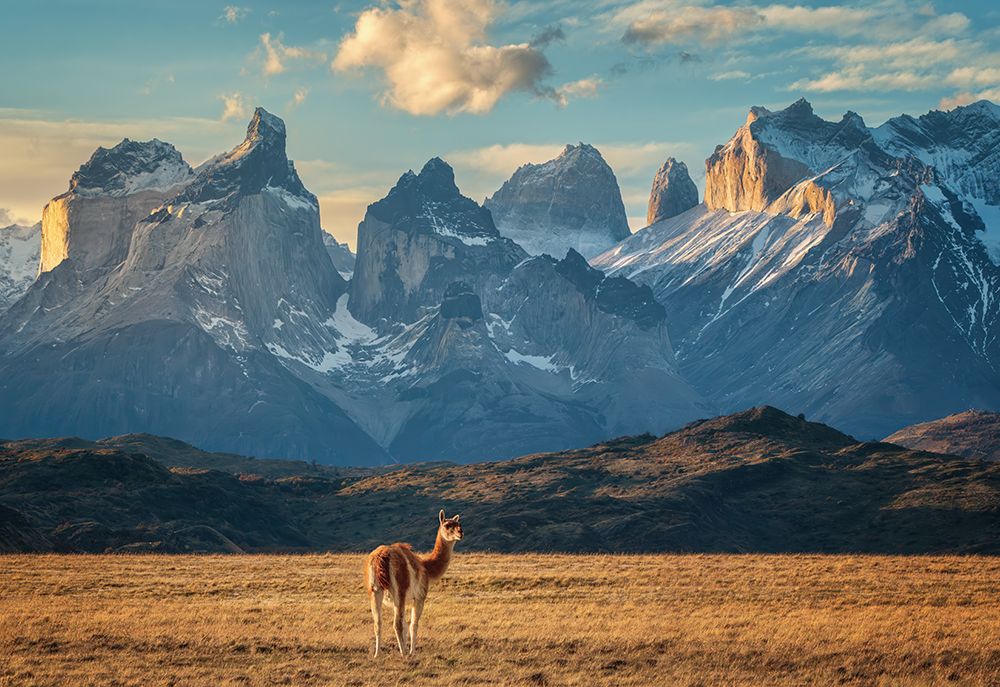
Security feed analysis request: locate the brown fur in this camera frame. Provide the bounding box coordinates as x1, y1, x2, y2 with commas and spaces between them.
366, 512, 463, 656
367, 546, 393, 594
421, 532, 452, 580
390, 546, 410, 605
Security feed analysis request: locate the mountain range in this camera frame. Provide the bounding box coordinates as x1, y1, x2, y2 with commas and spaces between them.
1, 98, 999, 462
595, 98, 1000, 438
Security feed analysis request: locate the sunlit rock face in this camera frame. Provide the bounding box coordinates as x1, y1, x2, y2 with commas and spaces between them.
39, 139, 193, 278
703, 98, 869, 228
484, 143, 630, 259
596, 98, 1000, 439
0, 222, 40, 311
647, 158, 698, 226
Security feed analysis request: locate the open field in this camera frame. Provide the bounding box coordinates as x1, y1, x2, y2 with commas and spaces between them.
2, 555, 999, 686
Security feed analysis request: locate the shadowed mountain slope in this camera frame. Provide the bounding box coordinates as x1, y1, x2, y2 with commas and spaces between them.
2, 407, 997, 554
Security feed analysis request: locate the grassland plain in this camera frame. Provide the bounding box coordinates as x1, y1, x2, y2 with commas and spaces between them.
2, 555, 1000, 686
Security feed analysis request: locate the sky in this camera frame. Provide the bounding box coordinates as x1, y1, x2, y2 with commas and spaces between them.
1, 0, 998, 247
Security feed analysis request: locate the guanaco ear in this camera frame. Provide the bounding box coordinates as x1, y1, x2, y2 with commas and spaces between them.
439, 509, 445, 524
453, 514, 461, 522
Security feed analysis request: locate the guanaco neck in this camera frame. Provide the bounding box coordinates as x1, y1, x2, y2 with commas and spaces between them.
420, 530, 454, 580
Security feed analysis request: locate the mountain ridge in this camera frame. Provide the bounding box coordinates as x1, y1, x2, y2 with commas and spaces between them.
2, 406, 997, 554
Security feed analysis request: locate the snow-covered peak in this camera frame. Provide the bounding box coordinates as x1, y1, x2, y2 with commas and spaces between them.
0, 222, 41, 311
484, 142, 630, 258
368, 157, 499, 243
173, 107, 313, 207
68, 138, 193, 198
248, 106, 286, 139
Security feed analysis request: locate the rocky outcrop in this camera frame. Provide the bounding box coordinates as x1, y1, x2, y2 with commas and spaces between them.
348, 157, 526, 326
0, 222, 40, 311
647, 158, 698, 225
703, 99, 871, 227
39, 139, 193, 278
484, 143, 631, 258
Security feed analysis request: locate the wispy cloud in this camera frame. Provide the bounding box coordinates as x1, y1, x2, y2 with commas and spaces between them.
259, 33, 327, 77
710, 70, 750, 81
219, 92, 249, 121
620, 5, 763, 46
221, 5, 250, 24
605, 0, 990, 105
288, 87, 309, 111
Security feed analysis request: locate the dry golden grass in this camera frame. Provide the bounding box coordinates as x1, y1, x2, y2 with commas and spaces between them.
1, 554, 999, 686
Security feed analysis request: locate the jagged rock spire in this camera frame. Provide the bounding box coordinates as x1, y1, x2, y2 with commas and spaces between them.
647, 158, 698, 225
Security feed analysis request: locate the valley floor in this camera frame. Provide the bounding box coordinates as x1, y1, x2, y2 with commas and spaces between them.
1, 554, 999, 686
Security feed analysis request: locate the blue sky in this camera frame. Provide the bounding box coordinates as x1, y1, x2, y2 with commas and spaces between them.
1, 0, 998, 246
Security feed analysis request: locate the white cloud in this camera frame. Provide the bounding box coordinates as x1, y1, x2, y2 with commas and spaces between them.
946, 65, 1000, 88
222, 5, 250, 24
288, 87, 309, 110
219, 92, 249, 121
710, 70, 750, 81
332, 0, 583, 116
260, 33, 327, 77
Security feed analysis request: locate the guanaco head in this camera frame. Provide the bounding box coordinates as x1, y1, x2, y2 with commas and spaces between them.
438, 509, 464, 542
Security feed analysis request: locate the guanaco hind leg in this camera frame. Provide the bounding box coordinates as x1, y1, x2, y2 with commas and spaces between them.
370, 588, 384, 657
392, 593, 407, 655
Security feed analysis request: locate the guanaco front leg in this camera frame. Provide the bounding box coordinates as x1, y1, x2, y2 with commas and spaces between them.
409, 598, 425, 654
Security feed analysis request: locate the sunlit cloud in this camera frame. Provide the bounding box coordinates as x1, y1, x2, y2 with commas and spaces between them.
259, 33, 327, 77
288, 87, 309, 111
332, 0, 587, 116
219, 92, 249, 121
